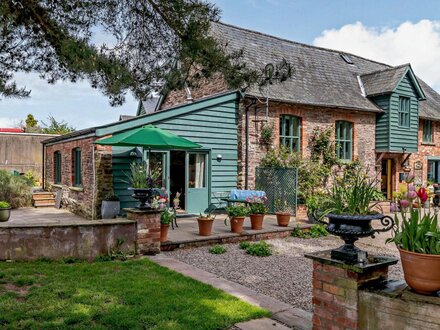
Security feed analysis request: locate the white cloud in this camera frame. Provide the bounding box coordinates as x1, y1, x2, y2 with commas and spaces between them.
0, 117, 20, 128
313, 20, 440, 91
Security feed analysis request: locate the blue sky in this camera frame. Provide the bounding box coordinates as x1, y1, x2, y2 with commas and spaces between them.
2, 0, 440, 129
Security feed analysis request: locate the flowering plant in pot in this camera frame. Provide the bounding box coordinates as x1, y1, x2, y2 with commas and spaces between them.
160, 208, 175, 242
316, 165, 394, 263
126, 162, 160, 209
0, 201, 11, 222
197, 212, 216, 236
387, 175, 440, 295
247, 196, 268, 230
225, 204, 249, 234
173, 191, 181, 209
275, 199, 291, 227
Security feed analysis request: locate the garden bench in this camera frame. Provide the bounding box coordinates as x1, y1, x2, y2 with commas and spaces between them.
220, 189, 266, 207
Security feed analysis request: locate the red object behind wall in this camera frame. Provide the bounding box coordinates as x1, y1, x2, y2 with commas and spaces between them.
0, 128, 24, 133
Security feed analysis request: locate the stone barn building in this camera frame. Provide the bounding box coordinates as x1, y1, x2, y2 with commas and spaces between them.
42, 22, 440, 218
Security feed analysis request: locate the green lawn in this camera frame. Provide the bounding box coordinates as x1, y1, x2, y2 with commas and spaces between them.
0, 259, 269, 329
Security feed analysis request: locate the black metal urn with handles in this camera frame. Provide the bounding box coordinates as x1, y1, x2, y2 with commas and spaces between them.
317, 213, 394, 263
128, 188, 158, 210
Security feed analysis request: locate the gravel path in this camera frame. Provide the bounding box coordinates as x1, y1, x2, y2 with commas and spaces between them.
166, 235, 402, 312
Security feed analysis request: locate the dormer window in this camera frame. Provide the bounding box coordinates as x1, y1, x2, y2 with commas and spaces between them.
398, 97, 410, 127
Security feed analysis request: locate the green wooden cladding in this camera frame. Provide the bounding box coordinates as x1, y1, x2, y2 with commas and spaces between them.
101, 92, 240, 210
374, 72, 422, 153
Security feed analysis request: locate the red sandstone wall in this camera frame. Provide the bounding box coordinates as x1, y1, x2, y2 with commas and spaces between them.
0, 222, 136, 261
238, 99, 377, 189
160, 73, 230, 110
44, 137, 113, 219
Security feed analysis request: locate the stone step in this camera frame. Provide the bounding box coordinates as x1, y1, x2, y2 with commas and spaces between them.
33, 203, 56, 208
32, 192, 55, 200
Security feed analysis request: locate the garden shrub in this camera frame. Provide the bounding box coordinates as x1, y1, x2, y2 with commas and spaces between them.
239, 241, 251, 250
243, 241, 272, 257
291, 225, 329, 238
209, 245, 227, 254
0, 170, 33, 208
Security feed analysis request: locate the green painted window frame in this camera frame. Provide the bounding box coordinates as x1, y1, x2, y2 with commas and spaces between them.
279, 115, 301, 152
335, 121, 353, 161
398, 96, 410, 128
54, 151, 61, 184
422, 119, 433, 143
428, 160, 440, 183
72, 148, 82, 187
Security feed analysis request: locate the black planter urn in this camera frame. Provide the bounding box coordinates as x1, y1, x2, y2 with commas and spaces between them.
128, 188, 157, 210
317, 213, 394, 263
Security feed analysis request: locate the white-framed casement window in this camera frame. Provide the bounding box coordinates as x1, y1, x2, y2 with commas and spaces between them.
423, 119, 433, 143
279, 115, 301, 152
335, 121, 353, 161
398, 96, 410, 127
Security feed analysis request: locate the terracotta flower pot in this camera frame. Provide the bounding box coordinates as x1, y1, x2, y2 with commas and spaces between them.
250, 214, 264, 230
275, 212, 290, 227
230, 216, 245, 233
399, 248, 440, 295
197, 218, 214, 236
160, 224, 170, 242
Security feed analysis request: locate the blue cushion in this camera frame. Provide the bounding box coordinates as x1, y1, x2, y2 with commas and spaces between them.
229, 189, 266, 200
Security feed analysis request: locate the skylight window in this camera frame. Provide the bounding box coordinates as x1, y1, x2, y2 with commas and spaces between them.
340, 53, 354, 64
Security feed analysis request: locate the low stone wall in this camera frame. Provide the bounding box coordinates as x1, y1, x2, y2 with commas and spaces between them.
0, 221, 136, 261
359, 281, 440, 329
306, 250, 440, 330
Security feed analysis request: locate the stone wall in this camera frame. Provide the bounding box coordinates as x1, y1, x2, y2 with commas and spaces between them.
238, 99, 377, 189
160, 73, 229, 110
0, 222, 136, 261
409, 119, 440, 183
44, 137, 113, 219
0, 132, 57, 182
125, 209, 161, 255
359, 285, 440, 329
307, 251, 440, 330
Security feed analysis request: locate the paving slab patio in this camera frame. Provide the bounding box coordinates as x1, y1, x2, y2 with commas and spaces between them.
163, 214, 312, 250
3, 207, 134, 227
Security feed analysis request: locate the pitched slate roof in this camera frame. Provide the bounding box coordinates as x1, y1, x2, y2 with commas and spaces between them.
210, 22, 440, 119
360, 65, 410, 97
137, 96, 161, 116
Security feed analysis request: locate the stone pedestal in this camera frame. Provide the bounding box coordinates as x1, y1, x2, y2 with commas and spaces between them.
305, 250, 398, 330
124, 208, 161, 255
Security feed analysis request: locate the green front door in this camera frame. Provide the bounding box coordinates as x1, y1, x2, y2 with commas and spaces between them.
186, 152, 210, 214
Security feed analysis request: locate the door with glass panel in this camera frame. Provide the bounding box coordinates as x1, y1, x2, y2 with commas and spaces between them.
144, 150, 170, 194
186, 152, 209, 214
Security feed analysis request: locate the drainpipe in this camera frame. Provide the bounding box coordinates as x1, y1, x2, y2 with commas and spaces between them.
92, 145, 96, 220
42, 144, 45, 190
244, 99, 256, 189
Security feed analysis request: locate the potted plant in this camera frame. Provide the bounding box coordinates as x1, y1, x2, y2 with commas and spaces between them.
101, 192, 120, 219
0, 201, 11, 222
173, 191, 181, 209
160, 208, 174, 242
387, 176, 440, 295
126, 162, 160, 209
316, 165, 394, 263
225, 204, 249, 233
197, 212, 216, 236
275, 199, 291, 227
247, 196, 268, 230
